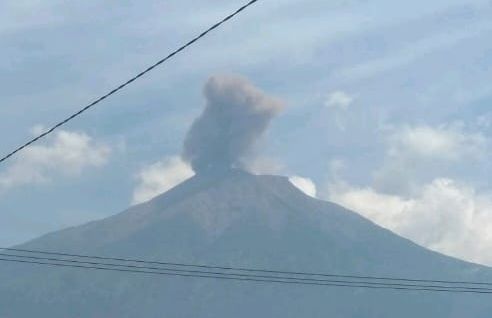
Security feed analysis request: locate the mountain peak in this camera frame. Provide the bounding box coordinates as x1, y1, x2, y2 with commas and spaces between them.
4, 168, 492, 317
147, 168, 295, 211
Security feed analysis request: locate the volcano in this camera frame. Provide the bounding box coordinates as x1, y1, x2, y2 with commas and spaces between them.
1, 169, 492, 317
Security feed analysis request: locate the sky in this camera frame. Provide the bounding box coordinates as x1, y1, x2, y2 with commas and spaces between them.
1, 0, 492, 266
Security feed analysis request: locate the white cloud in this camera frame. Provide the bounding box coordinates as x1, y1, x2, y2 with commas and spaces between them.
322, 119, 492, 266
329, 178, 492, 266
0, 129, 110, 190
325, 91, 353, 110
326, 123, 491, 265
132, 156, 194, 204
323, 91, 354, 131
387, 125, 485, 161
289, 176, 317, 197
374, 124, 486, 194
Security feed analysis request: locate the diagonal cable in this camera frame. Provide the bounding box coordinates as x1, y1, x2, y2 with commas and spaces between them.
3, 252, 492, 291
0, 0, 259, 165
3, 246, 492, 288
2, 257, 492, 294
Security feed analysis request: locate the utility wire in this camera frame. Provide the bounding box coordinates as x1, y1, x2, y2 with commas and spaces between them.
1, 257, 491, 294
0, 0, 259, 165
3, 247, 491, 288
2, 252, 490, 292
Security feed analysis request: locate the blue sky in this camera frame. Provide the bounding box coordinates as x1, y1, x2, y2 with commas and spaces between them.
1, 0, 492, 265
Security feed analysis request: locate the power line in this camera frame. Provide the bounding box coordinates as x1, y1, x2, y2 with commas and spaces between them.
3, 247, 492, 294
3, 252, 491, 292
1, 257, 491, 294
3, 247, 491, 288
0, 0, 259, 165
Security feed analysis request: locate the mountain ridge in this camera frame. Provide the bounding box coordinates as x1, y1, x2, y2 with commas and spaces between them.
2, 170, 492, 317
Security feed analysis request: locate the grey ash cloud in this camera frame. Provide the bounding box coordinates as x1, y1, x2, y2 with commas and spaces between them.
183, 74, 284, 174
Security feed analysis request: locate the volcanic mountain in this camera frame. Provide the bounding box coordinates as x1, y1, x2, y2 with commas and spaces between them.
1, 169, 492, 317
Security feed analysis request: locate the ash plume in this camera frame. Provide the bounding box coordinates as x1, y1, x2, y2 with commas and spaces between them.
183, 74, 284, 174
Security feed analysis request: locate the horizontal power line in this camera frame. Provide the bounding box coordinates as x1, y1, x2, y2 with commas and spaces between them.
3, 247, 491, 287
2, 247, 492, 292
1, 257, 491, 294
2, 252, 490, 292
0, 0, 259, 165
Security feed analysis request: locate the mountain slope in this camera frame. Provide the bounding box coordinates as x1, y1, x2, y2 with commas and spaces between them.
1, 170, 491, 317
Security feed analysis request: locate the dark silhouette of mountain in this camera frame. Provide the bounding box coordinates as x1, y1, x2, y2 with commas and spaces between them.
1, 169, 491, 317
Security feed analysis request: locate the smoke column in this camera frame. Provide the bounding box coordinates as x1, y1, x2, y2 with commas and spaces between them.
183, 74, 284, 174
